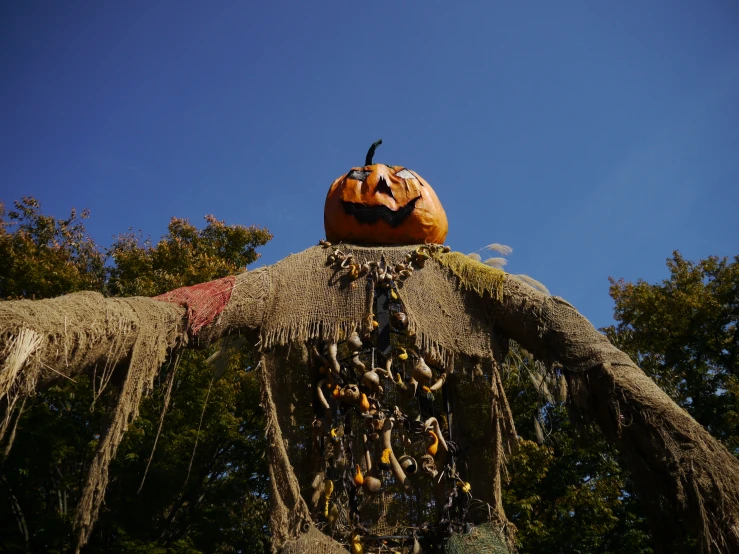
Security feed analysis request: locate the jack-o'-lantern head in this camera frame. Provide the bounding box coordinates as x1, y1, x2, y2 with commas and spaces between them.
324, 140, 448, 245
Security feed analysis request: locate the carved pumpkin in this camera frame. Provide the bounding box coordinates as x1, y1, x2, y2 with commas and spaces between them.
324, 139, 448, 245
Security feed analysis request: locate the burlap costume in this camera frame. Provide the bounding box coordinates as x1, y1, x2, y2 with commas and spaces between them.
2, 245, 739, 553
256, 246, 515, 552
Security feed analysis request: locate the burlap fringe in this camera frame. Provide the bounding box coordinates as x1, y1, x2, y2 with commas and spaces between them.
434, 251, 505, 302
263, 316, 458, 372
0, 292, 187, 553
261, 246, 500, 369
259, 354, 314, 551
73, 298, 184, 553
0, 329, 43, 441
262, 319, 359, 352
407, 324, 456, 371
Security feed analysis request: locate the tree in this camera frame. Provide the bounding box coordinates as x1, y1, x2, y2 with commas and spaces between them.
0, 197, 107, 299
107, 215, 272, 297
501, 344, 653, 554
604, 252, 739, 455
0, 198, 272, 553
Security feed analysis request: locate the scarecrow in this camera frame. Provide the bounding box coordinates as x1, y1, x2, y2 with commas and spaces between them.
1, 141, 738, 554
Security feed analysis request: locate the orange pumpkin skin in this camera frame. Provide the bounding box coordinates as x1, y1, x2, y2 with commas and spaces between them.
324, 163, 448, 246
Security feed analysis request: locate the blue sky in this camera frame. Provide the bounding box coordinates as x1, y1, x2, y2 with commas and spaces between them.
2, 1, 738, 330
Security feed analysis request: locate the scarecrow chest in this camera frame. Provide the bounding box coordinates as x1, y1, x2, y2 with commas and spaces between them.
259, 244, 515, 553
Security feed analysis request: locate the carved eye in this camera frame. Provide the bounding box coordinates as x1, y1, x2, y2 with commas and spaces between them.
396, 169, 416, 180
347, 170, 371, 181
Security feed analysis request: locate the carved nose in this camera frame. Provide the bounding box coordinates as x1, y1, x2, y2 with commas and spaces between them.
376, 176, 394, 198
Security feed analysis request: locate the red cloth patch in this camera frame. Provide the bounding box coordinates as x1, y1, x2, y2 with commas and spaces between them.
154, 276, 236, 335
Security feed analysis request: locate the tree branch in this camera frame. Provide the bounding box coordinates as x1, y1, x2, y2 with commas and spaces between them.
1, 474, 30, 554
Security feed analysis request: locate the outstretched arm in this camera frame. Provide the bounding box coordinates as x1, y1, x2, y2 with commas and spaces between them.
0, 267, 271, 553
478, 268, 739, 554
0, 292, 185, 395
0, 269, 269, 397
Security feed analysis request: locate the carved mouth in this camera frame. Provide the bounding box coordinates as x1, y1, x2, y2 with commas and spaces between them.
341, 197, 420, 227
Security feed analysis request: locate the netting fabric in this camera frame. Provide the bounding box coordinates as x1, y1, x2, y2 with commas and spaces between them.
259, 245, 515, 553
155, 275, 236, 335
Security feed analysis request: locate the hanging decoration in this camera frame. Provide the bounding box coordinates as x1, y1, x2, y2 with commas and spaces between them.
299, 242, 499, 553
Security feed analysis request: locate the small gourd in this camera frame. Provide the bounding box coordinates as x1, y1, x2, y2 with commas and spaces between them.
354, 464, 364, 486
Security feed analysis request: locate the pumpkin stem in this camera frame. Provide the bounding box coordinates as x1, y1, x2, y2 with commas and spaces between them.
365, 139, 383, 166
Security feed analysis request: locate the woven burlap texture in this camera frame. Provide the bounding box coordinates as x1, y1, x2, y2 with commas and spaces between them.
445, 523, 511, 554
278, 526, 348, 554
0, 292, 186, 552
257, 246, 514, 553
262, 246, 499, 370
195, 268, 271, 344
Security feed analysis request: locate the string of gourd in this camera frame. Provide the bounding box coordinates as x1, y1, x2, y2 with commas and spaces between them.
312, 278, 478, 548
